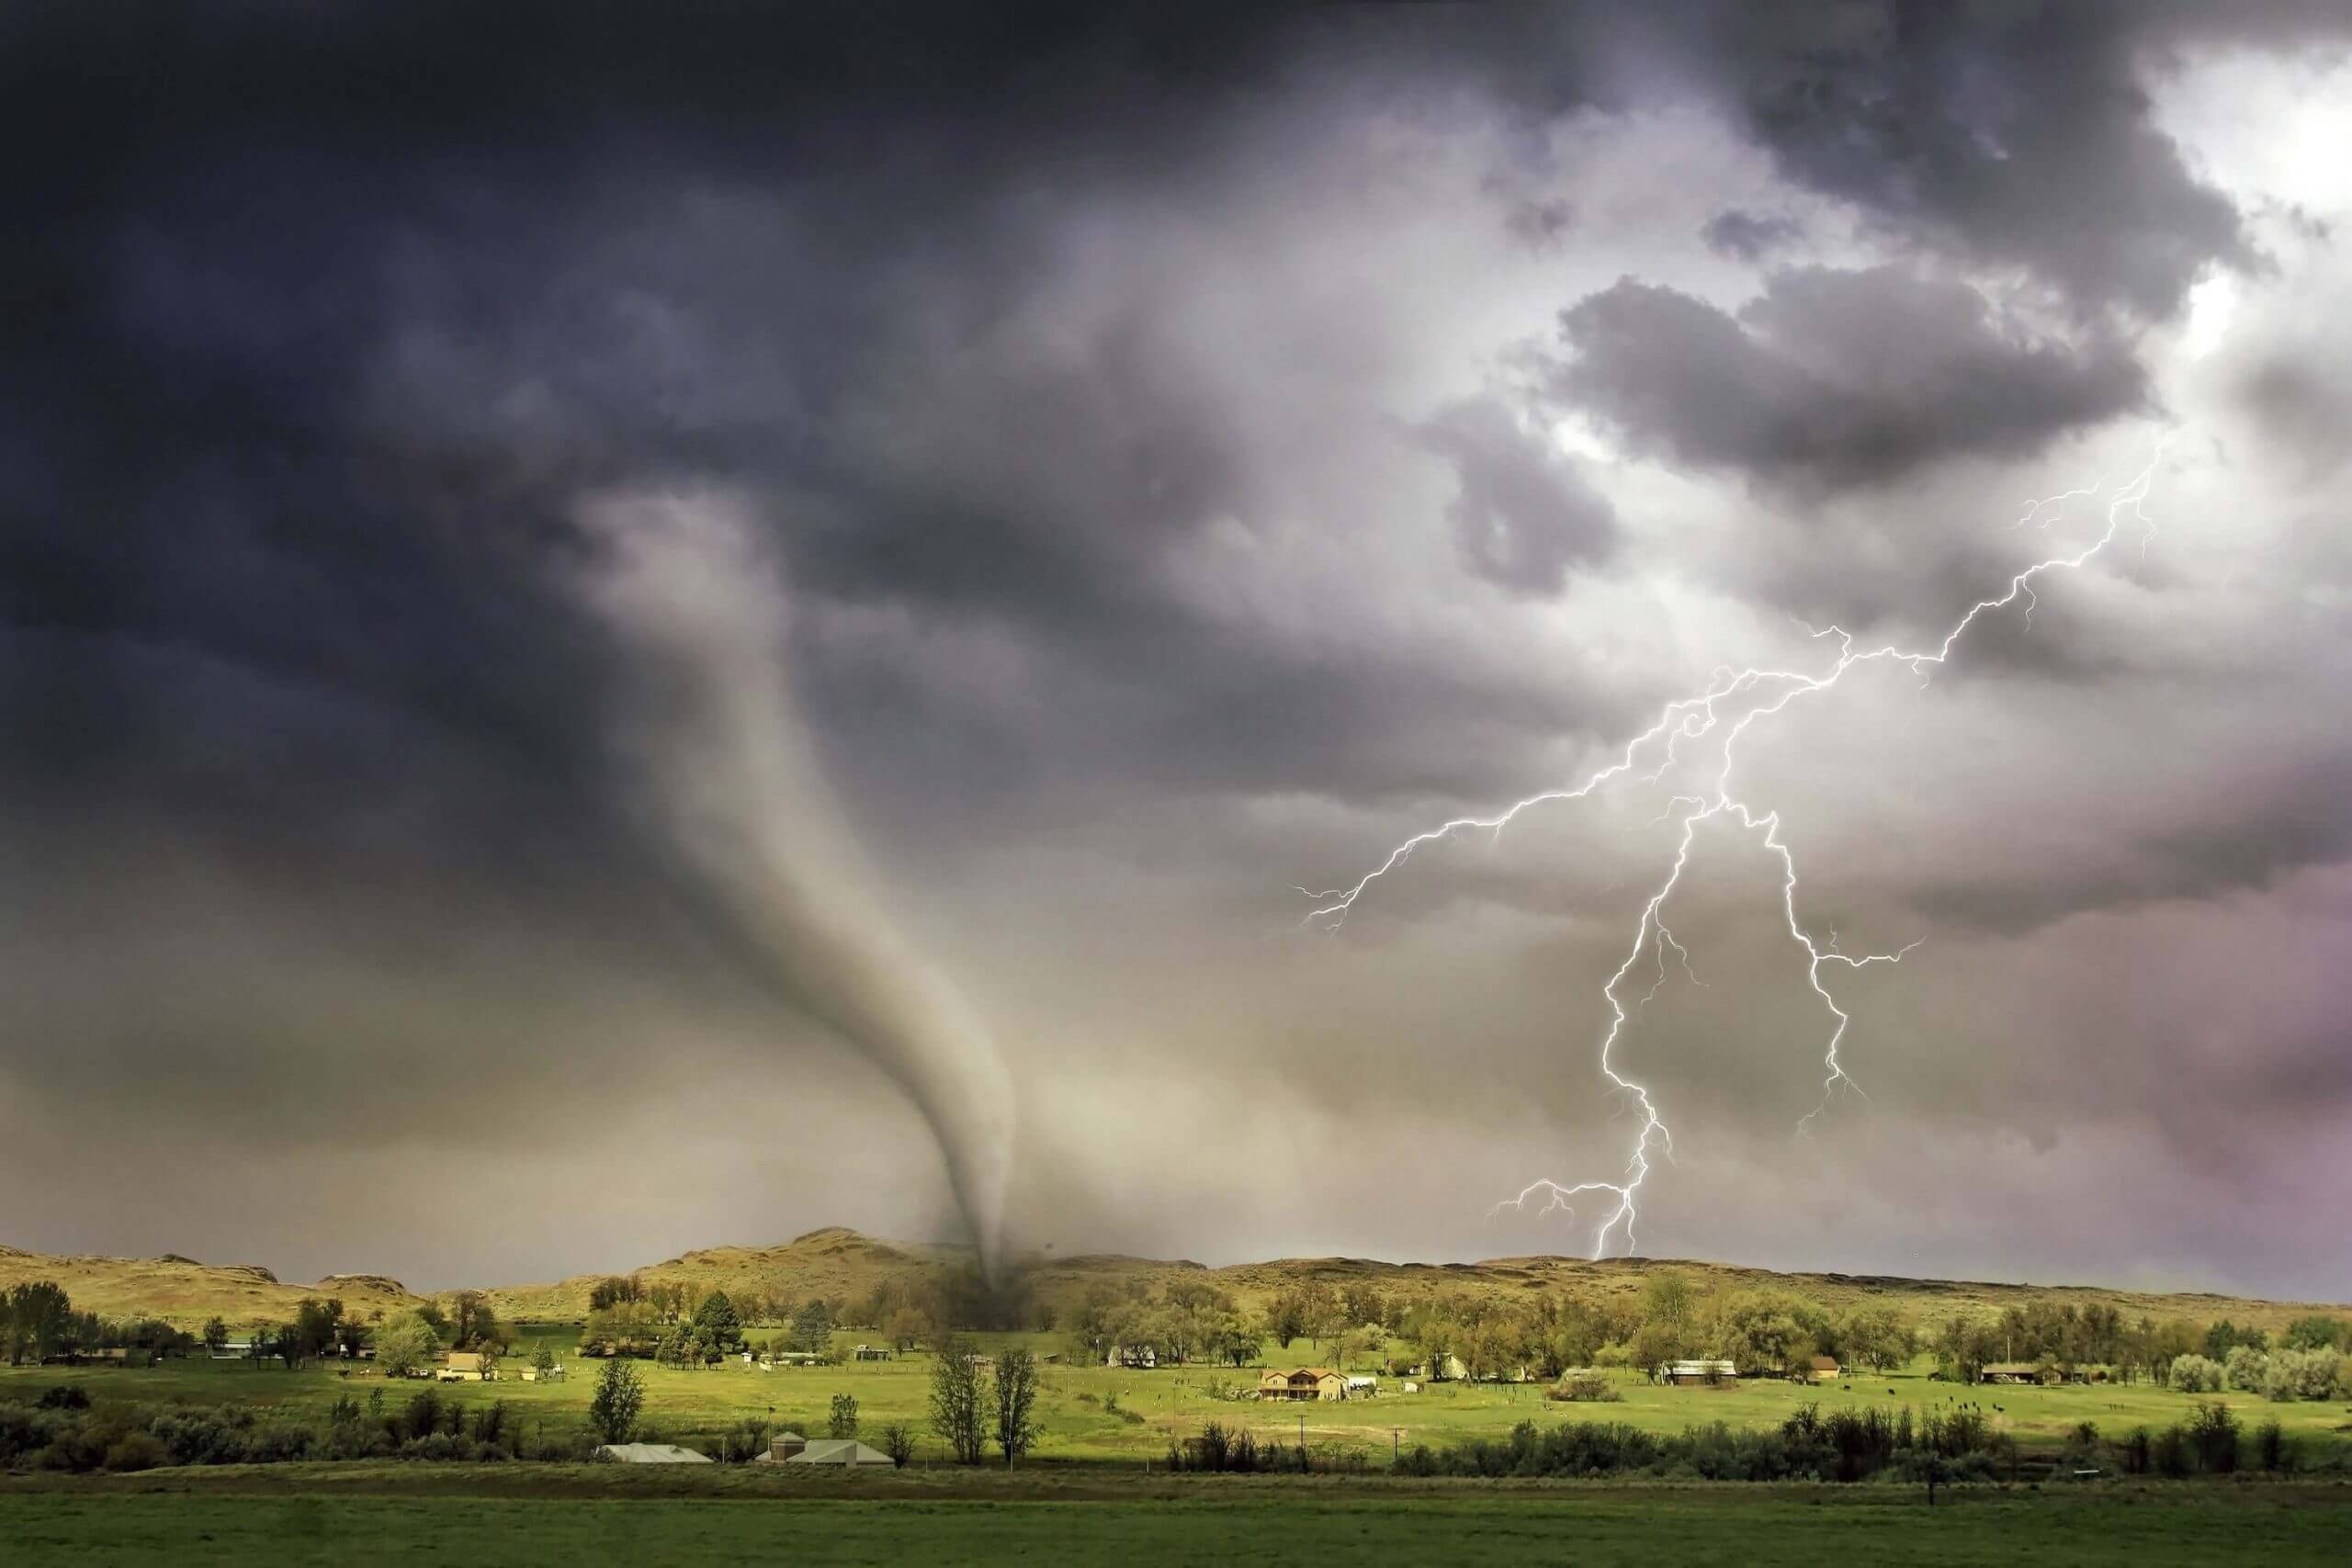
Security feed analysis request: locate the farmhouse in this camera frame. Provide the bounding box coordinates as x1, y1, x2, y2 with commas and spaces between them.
1978, 1363, 2042, 1385
438, 1351, 495, 1382
1105, 1345, 1158, 1369
1661, 1359, 1738, 1386
596, 1442, 713, 1464
1258, 1367, 1348, 1402
1804, 1355, 1840, 1382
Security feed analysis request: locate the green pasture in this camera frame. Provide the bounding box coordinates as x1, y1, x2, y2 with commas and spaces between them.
6, 1327, 2349, 1464
4, 1467, 2350, 1566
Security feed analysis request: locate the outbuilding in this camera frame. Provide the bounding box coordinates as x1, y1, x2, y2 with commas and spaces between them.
597, 1443, 714, 1464
786, 1438, 896, 1468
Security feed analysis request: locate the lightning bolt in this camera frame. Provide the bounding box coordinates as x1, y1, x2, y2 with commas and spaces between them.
1307, 448, 2164, 1258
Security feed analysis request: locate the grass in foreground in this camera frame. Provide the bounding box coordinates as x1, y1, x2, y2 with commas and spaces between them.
5, 1470, 2349, 1567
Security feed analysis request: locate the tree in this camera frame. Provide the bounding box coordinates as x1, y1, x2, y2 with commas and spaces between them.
692, 1292, 744, 1355
371, 1310, 442, 1379
533, 1342, 557, 1375
1641, 1272, 1699, 1338
589, 1357, 644, 1444
928, 1337, 987, 1464
3, 1281, 72, 1365
447, 1291, 504, 1351
881, 1423, 915, 1468
885, 1307, 928, 1353
788, 1298, 837, 1356
992, 1348, 1041, 1465
336, 1314, 370, 1359
1265, 1291, 1308, 1349
201, 1317, 228, 1356
1838, 1305, 1913, 1372
589, 1274, 646, 1312
830, 1392, 859, 1438
2282, 1316, 2346, 1352
289, 1297, 345, 1366
1713, 1292, 1810, 1375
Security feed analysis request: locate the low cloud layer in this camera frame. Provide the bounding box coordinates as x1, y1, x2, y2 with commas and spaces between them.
2, 3, 2348, 1300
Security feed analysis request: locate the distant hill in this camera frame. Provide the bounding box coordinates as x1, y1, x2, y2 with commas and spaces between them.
4, 1228, 2338, 1332
0, 1245, 421, 1327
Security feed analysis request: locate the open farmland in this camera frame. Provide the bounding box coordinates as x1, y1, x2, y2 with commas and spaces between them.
7, 1329, 2350, 1465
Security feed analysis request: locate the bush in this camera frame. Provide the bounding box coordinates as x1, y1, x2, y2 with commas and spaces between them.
2261, 1349, 2345, 1403
2188, 1401, 2239, 1473
102, 1431, 169, 1472
2254, 1418, 2292, 1472
882, 1424, 915, 1468
2152, 1424, 2192, 1478
2116, 1427, 2152, 1475
2224, 1345, 2269, 1393
1548, 1371, 1621, 1403
35, 1386, 90, 1411
1400, 1404, 2007, 1484
2168, 1354, 2224, 1393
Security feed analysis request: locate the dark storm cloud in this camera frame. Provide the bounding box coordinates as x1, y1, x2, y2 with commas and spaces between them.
2, 1, 2347, 1293
1419, 397, 1620, 596
1702, 209, 1805, 263
1683, 1, 2256, 320
1553, 266, 2149, 492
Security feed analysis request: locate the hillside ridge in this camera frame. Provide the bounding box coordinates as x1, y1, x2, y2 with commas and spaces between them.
3, 1230, 2340, 1330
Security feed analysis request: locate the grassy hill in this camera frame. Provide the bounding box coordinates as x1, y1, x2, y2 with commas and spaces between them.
6, 1226, 2338, 1334
0, 1246, 420, 1327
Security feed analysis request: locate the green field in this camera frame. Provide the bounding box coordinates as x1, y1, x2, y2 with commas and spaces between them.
3, 1467, 2348, 1566
7, 1325, 2350, 1465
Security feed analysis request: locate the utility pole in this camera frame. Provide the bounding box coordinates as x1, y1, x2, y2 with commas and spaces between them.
1392, 1427, 1402, 1466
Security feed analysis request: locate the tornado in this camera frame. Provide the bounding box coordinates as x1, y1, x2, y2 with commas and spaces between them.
571, 489, 1016, 1279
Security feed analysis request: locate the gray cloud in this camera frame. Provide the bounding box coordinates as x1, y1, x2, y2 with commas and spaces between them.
1, 2, 2347, 1299
1554, 266, 2150, 492
1702, 208, 1804, 262
1419, 396, 1620, 596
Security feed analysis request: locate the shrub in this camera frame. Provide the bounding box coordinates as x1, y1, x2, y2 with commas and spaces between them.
2188, 1401, 2239, 1473
2262, 1349, 2345, 1403
2152, 1424, 2192, 1478
2116, 1427, 2152, 1475
2224, 1345, 2268, 1393
881, 1424, 915, 1468
35, 1386, 90, 1411
103, 1431, 169, 1472
2254, 1418, 2291, 1472
2168, 1354, 2224, 1393
1548, 1371, 1620, 1403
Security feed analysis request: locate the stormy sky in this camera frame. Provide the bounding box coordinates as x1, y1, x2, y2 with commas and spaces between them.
5, 2, 2349, 1300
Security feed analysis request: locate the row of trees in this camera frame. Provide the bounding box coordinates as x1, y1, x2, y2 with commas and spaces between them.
2168, 1346, 2352, 1402
4, 1282, 198, 1366
928, 1340, 1040, 1465
580, 1288, 838, 1360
